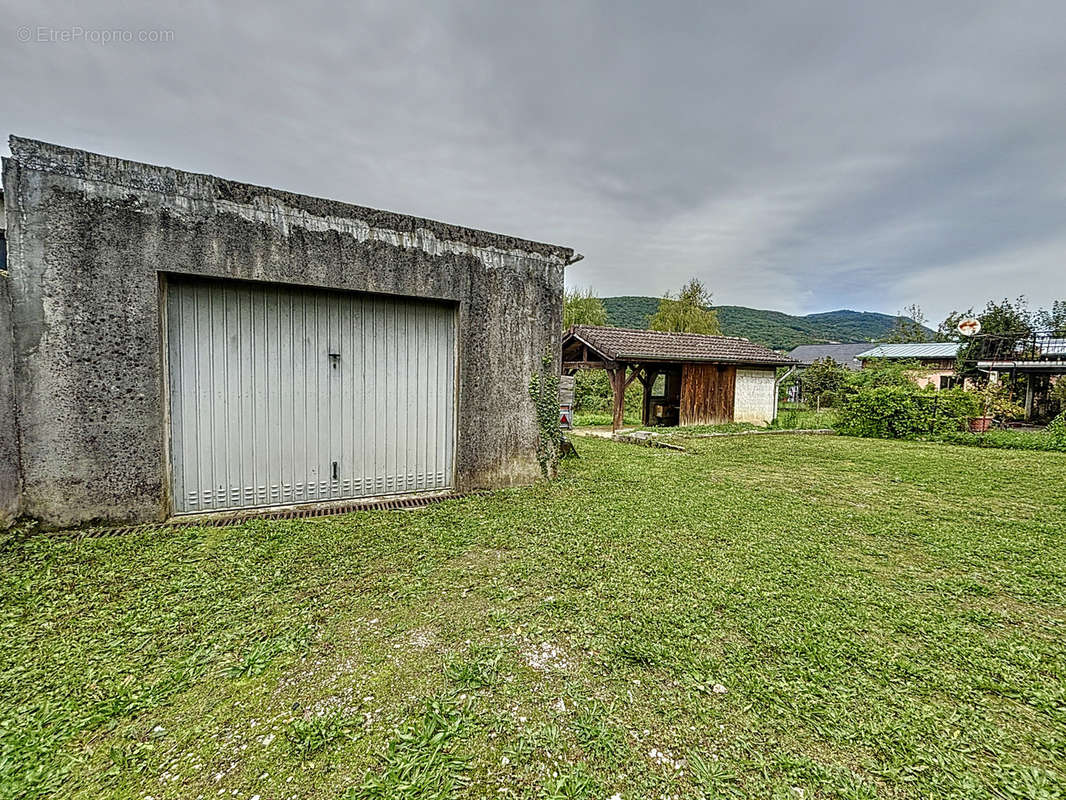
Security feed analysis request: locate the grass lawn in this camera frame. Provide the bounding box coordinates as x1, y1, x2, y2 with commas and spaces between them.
574, 407, 838, 431
2, 436, 1065, 799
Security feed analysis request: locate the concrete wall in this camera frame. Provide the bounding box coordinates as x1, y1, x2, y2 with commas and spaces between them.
0, 269, 19, 526
3, 137, 571, 527
733, 368, 777, 424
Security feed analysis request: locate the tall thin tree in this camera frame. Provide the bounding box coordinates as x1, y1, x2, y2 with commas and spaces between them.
563, 287, 608, 329
649, 278, 721, 335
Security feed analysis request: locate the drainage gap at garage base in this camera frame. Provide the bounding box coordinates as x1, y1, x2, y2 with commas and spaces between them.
58, 491, 484, 539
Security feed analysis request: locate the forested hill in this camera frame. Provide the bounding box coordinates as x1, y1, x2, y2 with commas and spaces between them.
602, 296, 927, 350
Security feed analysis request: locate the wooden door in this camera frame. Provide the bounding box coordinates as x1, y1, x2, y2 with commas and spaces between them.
680, 364, 736, 426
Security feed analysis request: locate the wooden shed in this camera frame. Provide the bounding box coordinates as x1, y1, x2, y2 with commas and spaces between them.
562, 326, 795, 429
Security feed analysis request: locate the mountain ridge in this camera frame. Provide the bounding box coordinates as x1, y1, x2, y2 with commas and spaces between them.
602, 296, 931, 350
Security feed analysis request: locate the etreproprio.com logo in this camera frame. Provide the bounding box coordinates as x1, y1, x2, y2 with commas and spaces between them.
16, 25, 175, 44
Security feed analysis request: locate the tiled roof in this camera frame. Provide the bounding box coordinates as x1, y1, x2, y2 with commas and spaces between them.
856, 343, 961, 360
565, 325, 794, 365
786, 343, 871, 370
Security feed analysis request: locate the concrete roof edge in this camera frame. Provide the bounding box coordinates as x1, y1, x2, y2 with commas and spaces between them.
8, 135, 575, 262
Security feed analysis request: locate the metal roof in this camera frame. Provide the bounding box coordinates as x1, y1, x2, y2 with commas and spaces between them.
1044, 337, 1066, 356
564, 325, 795, 365
856, 342, 961, 360
975, 336, 1066, 372
786, 343, 871, 370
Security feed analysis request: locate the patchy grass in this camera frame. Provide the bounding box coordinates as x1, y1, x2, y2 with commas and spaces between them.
770, 406, 839, 430
1, 436, 1065, 799
573, 411, 640, 428
636, 421, 763, 435
925, 428, 1066, 452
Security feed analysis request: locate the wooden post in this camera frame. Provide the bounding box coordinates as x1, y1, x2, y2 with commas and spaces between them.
640, 368, 654, 426
609, 367, 626, 430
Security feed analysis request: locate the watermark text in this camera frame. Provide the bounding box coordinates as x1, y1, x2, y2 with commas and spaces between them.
16, 26, 175, 44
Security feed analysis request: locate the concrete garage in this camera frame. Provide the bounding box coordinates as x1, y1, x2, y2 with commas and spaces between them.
0, 137, 573, 527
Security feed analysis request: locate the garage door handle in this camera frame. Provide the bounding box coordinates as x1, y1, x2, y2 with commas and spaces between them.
332, 461, 338, 481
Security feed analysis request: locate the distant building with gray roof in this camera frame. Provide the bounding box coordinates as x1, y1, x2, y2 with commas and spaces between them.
786, 343, 871, 371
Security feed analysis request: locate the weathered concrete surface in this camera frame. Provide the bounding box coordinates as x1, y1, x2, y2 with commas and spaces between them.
3, 137, 571, 527
0, 271, 19, 526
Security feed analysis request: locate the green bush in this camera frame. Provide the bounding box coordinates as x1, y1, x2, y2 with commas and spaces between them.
1050, 380, 1066, 415
814, 389, 845, 408
1049, 412, 1066, 449
837, 386, 980, 439
848, 359, 923, 389
769, 407, 838, 430
573, 370, 642, 421
800, 357, 849, 402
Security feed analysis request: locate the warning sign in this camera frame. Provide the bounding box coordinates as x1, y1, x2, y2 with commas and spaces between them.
559, 404, 573, 430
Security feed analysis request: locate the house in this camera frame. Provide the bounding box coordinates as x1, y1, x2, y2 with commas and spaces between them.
562, 325, 795, 429
0, 136, 575, 527
855, 342, 962, 390
787, 343, 870, 371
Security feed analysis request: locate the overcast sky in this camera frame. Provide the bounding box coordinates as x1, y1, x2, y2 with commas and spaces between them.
3, 1, 1064, 321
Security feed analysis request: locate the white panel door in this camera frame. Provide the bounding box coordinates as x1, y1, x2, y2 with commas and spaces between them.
166, 278, 455, 514
733, 368, 777, 424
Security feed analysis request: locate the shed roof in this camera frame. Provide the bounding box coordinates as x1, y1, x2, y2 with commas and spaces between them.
856, 342, 960, 360
565, 325, 794, 365
786, 343, 871, 370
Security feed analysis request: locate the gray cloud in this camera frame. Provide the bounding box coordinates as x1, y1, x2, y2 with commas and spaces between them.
3, 0, 1064, 322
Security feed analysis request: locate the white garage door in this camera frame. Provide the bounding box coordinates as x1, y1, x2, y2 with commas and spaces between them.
166, 278, 456, 514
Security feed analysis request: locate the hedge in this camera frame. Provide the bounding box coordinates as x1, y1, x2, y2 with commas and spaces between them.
836, 386, 981, 439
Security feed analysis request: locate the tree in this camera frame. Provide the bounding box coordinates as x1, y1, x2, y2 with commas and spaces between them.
937, 308, 974, 342
1036, 300, 1066, 334
563, 287, 607, 329
799, 357, 849, 405
956, 297, 1034, 379
648, 278, 721, 335
886, 304, 930, 343
977, 297, 1033, 337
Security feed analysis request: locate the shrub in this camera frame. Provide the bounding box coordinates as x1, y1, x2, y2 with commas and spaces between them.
800, 357, 849, 401
815, 389, 846, 408
978, 381, 1026, 421
848, 359, 922, 389
1049, 412, 1066, 449
1050, 379, 1066, 415
573, 370, 642, 419
837, 386, 980, 439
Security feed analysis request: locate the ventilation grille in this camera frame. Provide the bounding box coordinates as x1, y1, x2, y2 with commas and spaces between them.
61, 491, 480, 539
